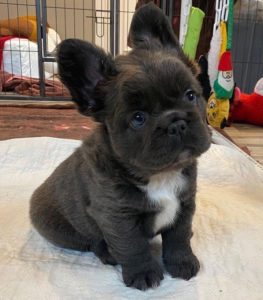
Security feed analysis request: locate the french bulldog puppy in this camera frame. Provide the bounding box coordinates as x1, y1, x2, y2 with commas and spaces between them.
30, 3, 211, 290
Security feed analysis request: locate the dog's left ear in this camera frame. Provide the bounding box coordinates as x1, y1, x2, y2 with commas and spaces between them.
128, 2, 198, 75
57, 39, 117, 119
128, 2, 180, 51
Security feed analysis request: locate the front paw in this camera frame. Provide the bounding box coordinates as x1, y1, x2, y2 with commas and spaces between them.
164, 252, 200, 280
122, 260, 164, 290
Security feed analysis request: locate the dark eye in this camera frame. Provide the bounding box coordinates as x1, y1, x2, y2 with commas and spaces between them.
185, 89, 197, 102
130, 111, 146, 129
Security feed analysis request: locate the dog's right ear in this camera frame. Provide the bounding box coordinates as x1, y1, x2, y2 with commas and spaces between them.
57, 39, 117, 118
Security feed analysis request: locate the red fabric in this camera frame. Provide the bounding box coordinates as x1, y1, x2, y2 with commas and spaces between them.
218, 51, 233, 71
230, 90, 263, 126
0, 36, 16, 68
0, 70, 12, 91
3, 75, 70, 97
0, 71, 70, 97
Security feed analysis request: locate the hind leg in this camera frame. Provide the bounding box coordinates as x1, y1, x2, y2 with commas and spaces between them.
30, 201, 117, 265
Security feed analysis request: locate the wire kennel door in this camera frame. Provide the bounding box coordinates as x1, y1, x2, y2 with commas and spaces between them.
232, 16, 263, 93
37, 0, 122, 99
0, 0, 133, 101
0, 1, 261, 101
0, 0, 70, 101
0, 0, 175, 101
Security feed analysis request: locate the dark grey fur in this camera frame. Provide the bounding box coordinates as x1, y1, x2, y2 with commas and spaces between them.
30, 3, 211, 290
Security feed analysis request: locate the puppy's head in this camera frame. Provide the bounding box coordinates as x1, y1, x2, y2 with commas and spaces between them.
57, 3, 211, 173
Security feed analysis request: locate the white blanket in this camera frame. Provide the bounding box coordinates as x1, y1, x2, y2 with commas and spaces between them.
0, 133, 262, 300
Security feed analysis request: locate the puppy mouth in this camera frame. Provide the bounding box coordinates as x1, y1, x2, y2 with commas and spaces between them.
165, 149, 193, 169
150, 149, 194, 173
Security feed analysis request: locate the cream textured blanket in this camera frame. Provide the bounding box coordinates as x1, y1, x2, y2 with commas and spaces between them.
0, 133, 262, 300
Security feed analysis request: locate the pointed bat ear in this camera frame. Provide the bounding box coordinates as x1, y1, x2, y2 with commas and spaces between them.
128, 2, 181, 51
128, 2, 199, 76
57, 39, 117, 119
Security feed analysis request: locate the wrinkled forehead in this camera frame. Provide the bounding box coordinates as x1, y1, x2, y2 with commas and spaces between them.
114, 52, 201, 111
112, 72, 191, 114
117, 51, 200, 90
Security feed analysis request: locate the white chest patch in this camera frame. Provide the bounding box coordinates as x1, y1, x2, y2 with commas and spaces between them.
141, 169, 186, 233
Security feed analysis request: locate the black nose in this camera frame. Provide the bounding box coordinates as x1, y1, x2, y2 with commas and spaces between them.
167, 120, 187, 136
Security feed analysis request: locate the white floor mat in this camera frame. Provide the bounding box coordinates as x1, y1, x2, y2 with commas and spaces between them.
0, 134, 262, 299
